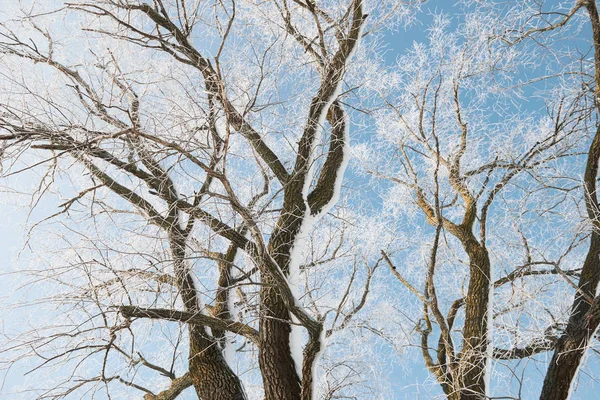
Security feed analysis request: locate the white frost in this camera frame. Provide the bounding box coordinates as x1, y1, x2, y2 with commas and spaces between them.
223, 287, 239, 369
288, 213, 316, 378
484, 267, 494, 397
565, 282, 600, 399
311, 328, 328, 393
287, 11, 363, 389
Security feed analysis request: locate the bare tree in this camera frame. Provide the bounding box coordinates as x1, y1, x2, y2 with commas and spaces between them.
0, 0, 409, 399
364, 2, 597, 399
11, 1, 600, 399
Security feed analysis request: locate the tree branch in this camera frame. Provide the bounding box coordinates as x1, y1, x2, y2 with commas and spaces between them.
119, 306, 260, 346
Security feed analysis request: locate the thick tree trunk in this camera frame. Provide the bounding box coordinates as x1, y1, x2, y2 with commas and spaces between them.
259, 202, 305, 400
256, 101, 353, 400
458, 238, 492, 400
253, 3, 364, 397
539, 310, 599, 400
187, 326, 247, 400
170, 233, 247, 400
258, 286, 302, 400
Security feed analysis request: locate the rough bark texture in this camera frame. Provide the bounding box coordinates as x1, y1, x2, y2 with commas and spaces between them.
258, 101, 349, 400
258, 100, 354, 400
300, 327, 324, 400
457, 238, 491, 400
260, 201, 305, 400
143, 373, 193, 400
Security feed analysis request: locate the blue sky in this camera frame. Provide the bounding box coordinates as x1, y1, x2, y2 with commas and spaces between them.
1, 0, 599, 399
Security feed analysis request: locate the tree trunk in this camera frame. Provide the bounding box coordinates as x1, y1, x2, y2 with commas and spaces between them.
259, 201, 305, 400
171, 232, 247, 400
187, 326, 247, 400
258, 285, 302, 400
458, 238, 492, 400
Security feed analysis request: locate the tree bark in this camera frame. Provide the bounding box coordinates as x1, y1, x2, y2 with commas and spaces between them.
170, 232, 247, 400
143, 373, 193, 400
458, 239, 491, 400
259, 200, 305, 400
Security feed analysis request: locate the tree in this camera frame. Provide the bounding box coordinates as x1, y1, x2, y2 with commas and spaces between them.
363, 1, 599, 399
0, 0, 409, 399
6, 1, 600, 399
